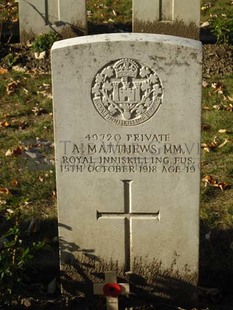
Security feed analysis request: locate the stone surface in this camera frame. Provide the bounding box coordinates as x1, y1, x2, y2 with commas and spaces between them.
133, 0, 200, 40
52, 33, 202, 308
18, 0, 87, 42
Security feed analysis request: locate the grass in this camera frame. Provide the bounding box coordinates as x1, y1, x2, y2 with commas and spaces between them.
201, 0, 233, 22
0, 71, 55, 221
201, 0, 233, 43
200, 72, 233, 299
0, 0, 233, 307
86, 0, 132, 24
200, 75, 233, 229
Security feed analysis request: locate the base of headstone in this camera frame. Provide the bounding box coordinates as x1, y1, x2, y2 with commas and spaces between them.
60, 257, 198, 309
133, 20, 200, 41
20, 23, 86, 44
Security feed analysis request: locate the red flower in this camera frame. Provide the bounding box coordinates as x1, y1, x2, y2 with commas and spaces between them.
103, 282, 122, 297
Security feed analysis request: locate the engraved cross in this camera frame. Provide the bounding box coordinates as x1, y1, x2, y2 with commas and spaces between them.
44, 0, 49, 25
97, 180, 160, 272
44, 0, 61, 25
159, 0, 175, 21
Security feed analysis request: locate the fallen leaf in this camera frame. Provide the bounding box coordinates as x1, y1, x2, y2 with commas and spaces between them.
26, 68, 45, 75
218, 129, 227, 134
213, 103, 233, 112
202, 175, 229, 190
202, 136, 228, 152
52, 191, 56, 198
18, 121, 28, 129
0, 67, 8, 74
22, 201, 32, 207
202, 175, 218, 187
12, 65, 26, 73
20, 299, 32, 308
6, 80, 20, 95
42, 83, 50, 88
5, 146, 23, 157
13, 146, 23, 156
11, 120, 28, 129
202, 145, 210, 152
211, 82, 220, 89
5, 149, 13, 156
0, 120, 10, 127
211, 82, 224, 95
6, 208, 14, 214
19, 121, 28, 129
200, 21, 210, 27
37, 90, 52, 99
39, 176, 44, 182
218, 182, 228, 191
213, 104, 222, 110
12, 180, 18, 186
227, 103, 233, 112
34, 51, 46, 59
218, 138, 228, 148
202, 80, 209, 88
0, 188, 10, 195
22, 87, 29, 94
32, 106, 46, 115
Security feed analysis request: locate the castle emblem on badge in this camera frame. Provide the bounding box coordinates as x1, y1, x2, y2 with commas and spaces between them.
91, 58, 163, 126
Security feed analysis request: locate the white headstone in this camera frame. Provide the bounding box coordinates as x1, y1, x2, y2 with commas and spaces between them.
52, 33, 202, 308
132, 0, 200, 39
18, 0, 87, 42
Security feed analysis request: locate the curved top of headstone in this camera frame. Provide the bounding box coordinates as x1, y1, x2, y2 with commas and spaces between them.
51, 33, 202, 52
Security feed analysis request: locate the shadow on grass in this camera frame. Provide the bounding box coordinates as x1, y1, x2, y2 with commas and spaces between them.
22, 218, 60, 285
8, 217, 233, 309
87, 21, 132, 35
200, 220, 233, 294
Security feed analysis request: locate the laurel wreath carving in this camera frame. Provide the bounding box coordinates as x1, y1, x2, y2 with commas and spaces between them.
91, 59, 163, 126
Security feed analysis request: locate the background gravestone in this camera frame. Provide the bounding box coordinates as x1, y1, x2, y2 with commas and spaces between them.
52, 33, 202, 308
18, 0, 87, 42
133, 0, 201, 40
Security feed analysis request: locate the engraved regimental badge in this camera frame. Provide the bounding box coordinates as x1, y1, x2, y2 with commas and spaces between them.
91, 58, 163, 126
